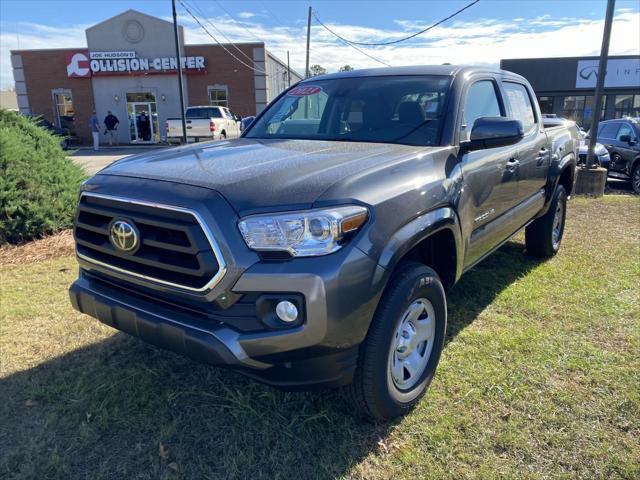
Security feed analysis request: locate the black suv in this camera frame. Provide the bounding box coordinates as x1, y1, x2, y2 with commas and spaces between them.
596, 118, 640, 193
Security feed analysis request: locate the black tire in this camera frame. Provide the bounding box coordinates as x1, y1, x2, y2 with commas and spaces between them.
525, 184, 567, 258
345, 262, 447, 421
632, 162, 640, 194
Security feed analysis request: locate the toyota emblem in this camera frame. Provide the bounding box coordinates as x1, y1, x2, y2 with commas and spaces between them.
109, 219, 140, 252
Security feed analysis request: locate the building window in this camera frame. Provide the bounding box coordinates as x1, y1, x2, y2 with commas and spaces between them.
560, 95, 606, 127
52, 89, 75, 134
208, 85, 228, 107
537, 96, 554, 114
614, 94, 640, 118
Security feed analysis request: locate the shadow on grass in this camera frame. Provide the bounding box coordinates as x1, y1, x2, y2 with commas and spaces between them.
0, 241, 542, 479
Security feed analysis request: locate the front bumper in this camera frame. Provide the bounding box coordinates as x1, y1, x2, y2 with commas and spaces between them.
70, 244, 384, 389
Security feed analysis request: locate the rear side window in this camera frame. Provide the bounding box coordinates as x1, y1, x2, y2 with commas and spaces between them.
598, 122, 619, 139
186, 108, 222, 118
503, 82, 536, 133
461, 80, 502, 141
617, 123, 634, 141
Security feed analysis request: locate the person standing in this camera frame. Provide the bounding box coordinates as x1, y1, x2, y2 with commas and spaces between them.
103, 111, 120, 146
89, 110, 100, 151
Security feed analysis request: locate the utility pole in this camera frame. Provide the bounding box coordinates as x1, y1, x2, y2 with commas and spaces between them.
287, 50, 291, 87
172, 0, 187, 144
305, 6, 312, 78
586, 0, 615, 169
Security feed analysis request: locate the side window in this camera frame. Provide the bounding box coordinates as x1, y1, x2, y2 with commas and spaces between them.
503, 82, 536, 133
616, 123, 633, 141
598, 122, 619, 139
461, 80, 502, 141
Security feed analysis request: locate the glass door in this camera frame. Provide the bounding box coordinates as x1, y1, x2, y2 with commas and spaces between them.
126, 92, 159, 144
127, 102, 154, 143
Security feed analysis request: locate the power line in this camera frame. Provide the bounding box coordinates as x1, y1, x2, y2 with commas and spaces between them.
178, 0, 267, 74
187, 0, 257, 65
313, 0, 480, 46
312, 12, 391, 67
186, 0, 292, 79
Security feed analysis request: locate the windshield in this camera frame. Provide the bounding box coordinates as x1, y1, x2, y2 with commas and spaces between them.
186, 107, 222, 118
245, 75, 450, 146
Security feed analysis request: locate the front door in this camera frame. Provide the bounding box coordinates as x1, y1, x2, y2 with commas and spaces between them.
129, 102, 154, 143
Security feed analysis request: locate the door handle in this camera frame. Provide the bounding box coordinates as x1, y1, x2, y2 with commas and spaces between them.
505, 157, 520, 171
536, 148, 549, 164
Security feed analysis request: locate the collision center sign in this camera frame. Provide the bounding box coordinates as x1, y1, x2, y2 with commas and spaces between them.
576, 58, 640, 88
66, 50, 206, 78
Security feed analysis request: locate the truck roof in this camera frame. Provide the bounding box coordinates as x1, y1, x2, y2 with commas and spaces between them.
301, 65, 525, 82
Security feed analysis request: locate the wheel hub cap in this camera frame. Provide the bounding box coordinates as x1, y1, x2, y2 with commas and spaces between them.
389, 298, 436, 390
552, 201, 564, 249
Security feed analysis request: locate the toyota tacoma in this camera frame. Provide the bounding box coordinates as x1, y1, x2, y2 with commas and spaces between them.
70, 66, 578, 420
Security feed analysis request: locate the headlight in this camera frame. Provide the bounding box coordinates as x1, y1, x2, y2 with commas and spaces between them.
238, 206, 368, 257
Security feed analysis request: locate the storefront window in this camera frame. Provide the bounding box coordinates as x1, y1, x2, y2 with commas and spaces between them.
52, 89, 75, 135
208, 85, 228, 107
560, 95, 606, 127
614, 94, 640, 118
126, 92, 159, 143
537, 96, 554, 114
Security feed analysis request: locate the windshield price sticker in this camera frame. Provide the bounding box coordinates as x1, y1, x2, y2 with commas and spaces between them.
287, 85, 322, 96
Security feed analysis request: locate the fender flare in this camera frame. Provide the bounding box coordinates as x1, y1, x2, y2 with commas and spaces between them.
538, 152, 576, 218
375, 206, 464, 284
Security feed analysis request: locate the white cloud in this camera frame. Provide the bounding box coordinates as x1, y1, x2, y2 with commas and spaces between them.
1, 10, 639, 90
237, 12, 257, 19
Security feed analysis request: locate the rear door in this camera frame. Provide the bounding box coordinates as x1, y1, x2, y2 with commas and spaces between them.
458, 78, 520, 266
597, 122, 621, 172
612, 122, 636, 174
501, 81, 549, 201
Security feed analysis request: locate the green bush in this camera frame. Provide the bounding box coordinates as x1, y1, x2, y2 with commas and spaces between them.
0, 109, 86, 244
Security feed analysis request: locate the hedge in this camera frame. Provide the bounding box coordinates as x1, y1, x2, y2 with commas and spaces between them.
0, 109, 86, 244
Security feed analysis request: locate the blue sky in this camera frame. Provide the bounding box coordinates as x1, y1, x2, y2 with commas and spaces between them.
2, 0, 639, 88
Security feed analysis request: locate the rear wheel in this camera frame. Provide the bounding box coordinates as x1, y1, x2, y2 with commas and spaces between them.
525, 184, 567, 258
345, 262, 446, 421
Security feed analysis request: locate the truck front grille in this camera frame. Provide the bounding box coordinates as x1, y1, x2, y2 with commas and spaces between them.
74, 193, 226, 292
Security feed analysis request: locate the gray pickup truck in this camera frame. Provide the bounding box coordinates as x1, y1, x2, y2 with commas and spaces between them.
70, 66, 578, 420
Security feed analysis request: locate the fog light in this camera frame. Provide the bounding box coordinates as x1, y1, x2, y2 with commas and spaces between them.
275, 301, 298, 323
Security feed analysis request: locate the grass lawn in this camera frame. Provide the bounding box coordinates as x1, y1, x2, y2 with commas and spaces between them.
1, 195, 639, 479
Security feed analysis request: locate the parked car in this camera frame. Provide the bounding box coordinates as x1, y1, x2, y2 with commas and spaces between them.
25, 114, 71, 150
166, 106, 241, 143
542, 115, 610, 169
596, 118, 640, 193
69, 66, 578, 420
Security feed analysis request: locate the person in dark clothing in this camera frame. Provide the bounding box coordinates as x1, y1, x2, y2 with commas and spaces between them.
136, 111, 151, 142
103, 111, 120, 146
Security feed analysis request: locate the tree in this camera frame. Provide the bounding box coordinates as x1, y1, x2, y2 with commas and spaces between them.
338, 65, 354, 72
310, 64, 327, 76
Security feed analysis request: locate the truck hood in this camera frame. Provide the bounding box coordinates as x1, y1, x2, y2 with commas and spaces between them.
97, 138, 436, 214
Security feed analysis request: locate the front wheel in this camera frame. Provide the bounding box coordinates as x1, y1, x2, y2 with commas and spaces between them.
525, 184, 567, 258
632, 162, 640, 194
345, 262, 446, 421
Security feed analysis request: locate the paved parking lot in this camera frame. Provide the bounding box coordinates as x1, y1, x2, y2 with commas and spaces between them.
69, 146, 166, 175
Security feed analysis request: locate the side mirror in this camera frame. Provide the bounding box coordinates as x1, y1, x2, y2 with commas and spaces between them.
461, 117, 524, 151
619, 134, 635, 145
